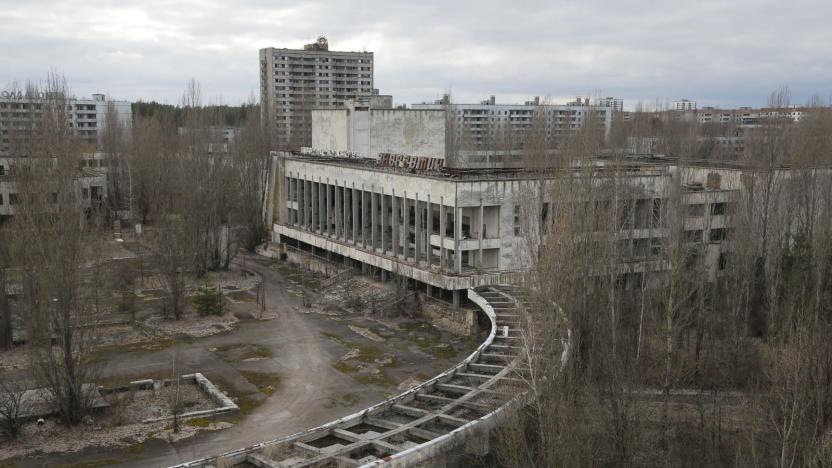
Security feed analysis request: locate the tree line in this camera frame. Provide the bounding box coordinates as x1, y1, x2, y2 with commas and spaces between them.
0, 75, 271, 435
493, 90, 832, 467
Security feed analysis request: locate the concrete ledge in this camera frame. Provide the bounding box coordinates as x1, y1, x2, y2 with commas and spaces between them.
168, 286, 565, 468
137, 373, 239, 424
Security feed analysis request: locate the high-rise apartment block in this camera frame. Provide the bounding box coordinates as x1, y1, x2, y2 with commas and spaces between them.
671, 99, 697, 111
259, 36, 374, 150
597, 96, 624, 112
0, 92, 131, 157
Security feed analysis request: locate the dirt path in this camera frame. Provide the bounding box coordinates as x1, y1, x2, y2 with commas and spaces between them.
16, 254, 471, 468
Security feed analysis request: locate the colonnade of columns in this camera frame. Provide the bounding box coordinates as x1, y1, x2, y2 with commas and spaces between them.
285, 175, 465, 273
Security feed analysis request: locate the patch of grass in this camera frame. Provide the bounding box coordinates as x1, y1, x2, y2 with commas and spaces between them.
185, 417, 213, 428
52, 460, 121, 468
0, 459, 20, 468
334, 361, 359, 374
432, 344, 457, 360
321, 331, 348, 346
91, 329, 173, 362
120, 441, 146, 454
234, 394, 262, 415
206, 374, 262, 416
355, 344, 383, 363
227, 290, 256, 303
214, 343, 273, 362
239, 370, 281, 396
355, 371, 396, 387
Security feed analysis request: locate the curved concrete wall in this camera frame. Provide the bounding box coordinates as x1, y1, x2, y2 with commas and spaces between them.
171, 285, 539, 468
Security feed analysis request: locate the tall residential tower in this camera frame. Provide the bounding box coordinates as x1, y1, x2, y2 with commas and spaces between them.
259, 36, 374, 150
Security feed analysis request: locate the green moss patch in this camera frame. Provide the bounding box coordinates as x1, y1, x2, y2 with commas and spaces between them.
355, 372, 396, 387
239, 370, 281, 396
185, 417, 213, 428
334, 361, 359, 374
227, 290, 256, 303
214, 343, 273, 362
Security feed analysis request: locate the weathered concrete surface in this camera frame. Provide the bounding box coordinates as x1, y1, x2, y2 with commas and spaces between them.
171, 286, 533, 468
14, 254, 470, 468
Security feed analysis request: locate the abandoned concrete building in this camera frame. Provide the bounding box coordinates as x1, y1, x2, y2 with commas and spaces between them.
411, 96, 613, 169
263, 91, 749, 304
0, 92, 131, 157
260, 36, 389, 150
0, 154, 107, 223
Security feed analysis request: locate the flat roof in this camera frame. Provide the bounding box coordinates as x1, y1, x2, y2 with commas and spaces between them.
279, 151, 669, 182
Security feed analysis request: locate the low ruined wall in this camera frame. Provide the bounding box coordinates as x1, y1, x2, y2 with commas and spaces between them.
420, 298, 476, 336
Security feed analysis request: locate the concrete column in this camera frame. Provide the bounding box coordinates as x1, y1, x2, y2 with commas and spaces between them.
352, 183, 358, 244
391, 190, 399, 258
454, 205, 462, 273
478, 198, 484, 267
313, 180, 319, 232
402, 193, 409, 261
414, 195, 421, 264
380, 190, 386, 254
285, 175, 291, 226
371, 186, 377, 251
319, 179, 325, 234
297, 177, 304, 228
342, 185, 348, 241
325, 180, 331, 237
439, 199, 446, 270
452, 290, 460, 307
308, 179, 313, 231
309, 180, 315, 232
303, 178, 309, 230
427, 195, 433, 267
334, 182, 342, 239
360, 185, 367, 248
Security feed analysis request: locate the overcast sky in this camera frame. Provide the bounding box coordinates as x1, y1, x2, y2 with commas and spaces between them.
1, 0, 830, 109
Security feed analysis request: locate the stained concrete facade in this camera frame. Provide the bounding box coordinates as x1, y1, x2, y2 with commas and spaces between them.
0, 93, 131, 156
0, 156, 107, 221
311, 102, 446, 160
269, 152, 688, 302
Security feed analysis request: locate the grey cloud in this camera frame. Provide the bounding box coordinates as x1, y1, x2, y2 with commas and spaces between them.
0, 0, 830, 108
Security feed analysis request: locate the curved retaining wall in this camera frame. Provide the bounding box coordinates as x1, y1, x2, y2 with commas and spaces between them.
172, 285, 531, 468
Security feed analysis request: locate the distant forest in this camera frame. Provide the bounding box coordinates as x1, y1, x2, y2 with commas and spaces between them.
132, 101, 259, 128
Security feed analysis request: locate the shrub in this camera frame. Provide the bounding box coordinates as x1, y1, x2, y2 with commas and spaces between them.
194, 283, 225, 316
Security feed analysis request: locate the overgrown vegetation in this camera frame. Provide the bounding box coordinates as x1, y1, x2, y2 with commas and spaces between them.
193, 283, 225, 316
495, 89, 832, 467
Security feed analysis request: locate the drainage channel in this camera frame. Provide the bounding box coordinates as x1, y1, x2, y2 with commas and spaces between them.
171, 285, 533, 468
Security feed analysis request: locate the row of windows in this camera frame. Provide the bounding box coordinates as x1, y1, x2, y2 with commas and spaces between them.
687, 202, 733, 217
275, 56, 371, 64
0, 187, 102, 206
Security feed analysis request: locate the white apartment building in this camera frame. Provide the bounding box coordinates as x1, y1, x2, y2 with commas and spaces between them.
260, 36, 374, 150
671, 99, 697, 111
598, 97, 624, 112
412, 97, 613, 169
0, 92, 131, 156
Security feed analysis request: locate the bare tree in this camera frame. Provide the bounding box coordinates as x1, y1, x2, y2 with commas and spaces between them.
0, 239, 12, 350
10, 74, 103, 425
0, 377, 25, 440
